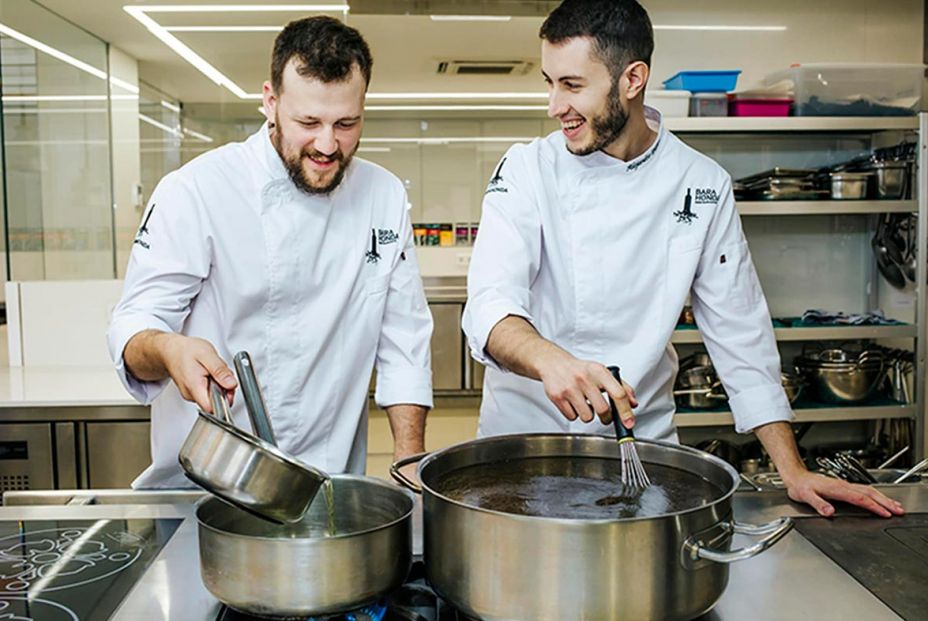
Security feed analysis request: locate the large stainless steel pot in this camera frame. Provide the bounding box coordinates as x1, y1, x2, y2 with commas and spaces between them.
392, 434, 792, 621
197, 474, 414, 617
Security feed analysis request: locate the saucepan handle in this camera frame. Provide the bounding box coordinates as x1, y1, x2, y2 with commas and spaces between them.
681, 516, 793, 569
207, 378, 234, 425
389, 452, 430, 494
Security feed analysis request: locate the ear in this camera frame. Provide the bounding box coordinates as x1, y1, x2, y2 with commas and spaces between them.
262, 81, 278, 124
623, 61, 650, 101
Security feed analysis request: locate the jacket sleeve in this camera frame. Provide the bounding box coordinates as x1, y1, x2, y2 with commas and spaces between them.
461, 144, 542, 372
373, 194, 434, 409
106, 172, 210, 404
690, 176, 794, 433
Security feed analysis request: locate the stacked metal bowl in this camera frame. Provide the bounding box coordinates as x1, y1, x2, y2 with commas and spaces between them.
794, 348, 885, 404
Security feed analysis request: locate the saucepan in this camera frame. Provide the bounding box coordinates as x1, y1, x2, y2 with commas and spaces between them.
178, 351, 329, 523
392, 434, 793, 621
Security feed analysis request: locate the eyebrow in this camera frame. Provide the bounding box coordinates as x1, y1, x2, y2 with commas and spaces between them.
295, 115, 362, 123
541, 71, 586, 83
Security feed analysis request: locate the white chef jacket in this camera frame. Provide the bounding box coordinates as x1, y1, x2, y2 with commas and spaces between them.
463, 107, 793, 441
108, 123, 433, 488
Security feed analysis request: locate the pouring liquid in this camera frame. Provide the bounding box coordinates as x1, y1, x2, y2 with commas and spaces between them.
322, 478, 336, 536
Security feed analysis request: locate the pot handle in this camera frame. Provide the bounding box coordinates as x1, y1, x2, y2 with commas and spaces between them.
207, 379, 234, 425
390, 452, 430, 494
681, 516, 793, 569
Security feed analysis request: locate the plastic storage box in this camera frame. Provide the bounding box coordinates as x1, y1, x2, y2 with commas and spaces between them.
728, 96, 792, 117
645, 90, 690, 117
689, 93, 728, 117
765, 63, 924, 116
663, 70, 741, 93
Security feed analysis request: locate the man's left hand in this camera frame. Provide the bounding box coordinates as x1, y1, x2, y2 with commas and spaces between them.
784, 470, 905, 518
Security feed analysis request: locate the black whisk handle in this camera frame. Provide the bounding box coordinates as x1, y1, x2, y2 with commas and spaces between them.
606, 365, 634, 441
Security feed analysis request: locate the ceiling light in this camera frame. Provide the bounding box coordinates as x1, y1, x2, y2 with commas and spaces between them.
139, 113, 183, 138
2, 94, 138, 102
165, 26, 284, 32
183, 127, 214, 143
0, 22, 139, 94
430, 15, 511, 22
161, 100, 181, 113
652, 24, 786, 31
137, 5, 348, 13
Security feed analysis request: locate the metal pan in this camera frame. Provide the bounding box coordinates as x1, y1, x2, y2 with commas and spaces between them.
178, 374, 329, 524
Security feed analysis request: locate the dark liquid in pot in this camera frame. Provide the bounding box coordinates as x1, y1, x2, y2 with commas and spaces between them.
434, 457, 725, 519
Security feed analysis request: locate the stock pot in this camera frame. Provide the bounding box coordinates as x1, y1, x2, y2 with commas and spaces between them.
393, 434, 792, 621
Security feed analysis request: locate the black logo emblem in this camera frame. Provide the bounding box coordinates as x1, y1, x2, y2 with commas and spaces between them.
133, 203, 155, 249
365, 228, 381, 264
674, 189, 697, 225
485, 157, 509, 194
693, 188, 720, 205
377, 229, 399, 245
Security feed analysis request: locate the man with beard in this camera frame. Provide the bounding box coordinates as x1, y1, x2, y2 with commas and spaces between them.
108, 17, 432, 488
462, 0, 903, 518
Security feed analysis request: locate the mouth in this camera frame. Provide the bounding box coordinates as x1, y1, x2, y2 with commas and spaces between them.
305, 153, 338, 170
561, 118, 586, 139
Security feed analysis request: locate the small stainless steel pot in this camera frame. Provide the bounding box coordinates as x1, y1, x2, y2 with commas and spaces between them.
795, 350, 886, 404
830, 172, 871, 199
197, 475, 414, 617
392, 434, 792, 621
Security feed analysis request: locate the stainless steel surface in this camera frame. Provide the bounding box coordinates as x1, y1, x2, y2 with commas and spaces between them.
871, 161, 909, 199
197, 475, 413, 617
795, 351, 886, 404
430, 303, 464, 390
830, 172, 871, 199
405, 433, 788, 621
85, 421, 151, 488
54, 422, 77, 489
2, 486, 927, 619
918, 112, 928, 463
3, 488, 206, 505
178, 381, 328, 524
681, 517, 793, 567
0, 422, 54, 493
233, 351, 275, 443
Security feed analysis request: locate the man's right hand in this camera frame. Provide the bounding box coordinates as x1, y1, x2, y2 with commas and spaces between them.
537, 350, 638, 427
124, 330, 237, 413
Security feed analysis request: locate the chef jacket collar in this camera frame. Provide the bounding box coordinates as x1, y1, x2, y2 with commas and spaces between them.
572, 105, 666, 174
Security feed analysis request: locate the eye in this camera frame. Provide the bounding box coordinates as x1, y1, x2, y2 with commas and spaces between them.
564, 82, 581, 91
299, 120, 320, 128
336, 120, 358, 129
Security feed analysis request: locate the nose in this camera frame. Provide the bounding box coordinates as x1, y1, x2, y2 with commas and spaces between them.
315, 125, 337, 156
548, 89, 568, 119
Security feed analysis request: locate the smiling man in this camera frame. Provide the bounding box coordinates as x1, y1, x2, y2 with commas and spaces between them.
462, 0, 903, 518
108, 17, 433, 488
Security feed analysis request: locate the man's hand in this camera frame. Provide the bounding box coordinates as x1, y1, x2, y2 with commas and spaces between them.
537, 351, 638, 427
783, 470, 904, 518
485, 315, 638, 427
756, 421, 904, 518
124, 330, 237, 413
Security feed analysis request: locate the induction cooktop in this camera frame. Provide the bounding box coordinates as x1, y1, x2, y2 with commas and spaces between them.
0, 518, 181, 621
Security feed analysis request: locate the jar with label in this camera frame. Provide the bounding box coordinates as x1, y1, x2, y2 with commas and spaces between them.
439, 224, 454, 247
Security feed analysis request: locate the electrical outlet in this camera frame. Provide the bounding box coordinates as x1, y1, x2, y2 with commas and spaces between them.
456, 253, 471, 266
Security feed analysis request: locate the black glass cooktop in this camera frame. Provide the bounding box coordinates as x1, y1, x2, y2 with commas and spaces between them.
0, 518, 181, 621
794, 512, 928, 621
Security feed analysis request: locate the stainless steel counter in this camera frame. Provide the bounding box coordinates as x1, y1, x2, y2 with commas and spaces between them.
3, 486, 923, 620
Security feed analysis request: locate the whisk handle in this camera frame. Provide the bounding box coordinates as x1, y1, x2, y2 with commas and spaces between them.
606, 365, 634, 440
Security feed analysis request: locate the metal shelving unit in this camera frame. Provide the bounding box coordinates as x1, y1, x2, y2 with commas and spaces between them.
672, 115, 926, 453
672, 324, 918, 344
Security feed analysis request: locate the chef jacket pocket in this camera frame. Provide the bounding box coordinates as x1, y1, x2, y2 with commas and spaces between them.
366, 273, 391, 297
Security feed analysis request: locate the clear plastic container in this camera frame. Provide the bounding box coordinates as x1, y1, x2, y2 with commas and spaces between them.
645, 90, 690, 118
764, 63, 924, 116
689, 93, 728, 117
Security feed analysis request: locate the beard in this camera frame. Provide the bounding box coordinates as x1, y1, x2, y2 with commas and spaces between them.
566, 78, 628, 157
271, 114, 356, 195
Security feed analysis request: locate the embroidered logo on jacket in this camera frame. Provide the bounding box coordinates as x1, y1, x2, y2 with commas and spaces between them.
365, 228, 381, 264
377, 229, 398, 245
674, 189, 697, 225
133, 203, 155, 249
693, 188, 720, 205
485, 157, 509, 194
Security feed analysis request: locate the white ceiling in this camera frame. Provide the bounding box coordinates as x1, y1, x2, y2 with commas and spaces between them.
33, 1, 551, 103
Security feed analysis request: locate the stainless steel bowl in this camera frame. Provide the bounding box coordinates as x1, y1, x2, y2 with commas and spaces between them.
794, 356, 885, 404
675, 365, 727, 409
830, 172, 871, 200
781, 371, 805, 405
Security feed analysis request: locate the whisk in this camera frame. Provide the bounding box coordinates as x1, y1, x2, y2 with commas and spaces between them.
607, 366, 650, 489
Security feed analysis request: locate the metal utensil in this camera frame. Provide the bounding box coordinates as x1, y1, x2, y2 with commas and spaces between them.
179, 377, 330, 524
893, 457, 928, 484
878, 446, 910, 470
233, 351, 274, 443
837, 453, 878, 484
607, 366, 650, 489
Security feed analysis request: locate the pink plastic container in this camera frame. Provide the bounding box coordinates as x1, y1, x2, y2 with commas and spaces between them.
728, 97, 793, 117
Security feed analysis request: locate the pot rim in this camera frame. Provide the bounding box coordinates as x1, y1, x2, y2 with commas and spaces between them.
416, 432, 739, 525
196, 474, 415, 541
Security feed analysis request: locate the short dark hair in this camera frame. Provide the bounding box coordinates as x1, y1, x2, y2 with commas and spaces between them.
271, 16, 373, 93
540, 0, 654, 78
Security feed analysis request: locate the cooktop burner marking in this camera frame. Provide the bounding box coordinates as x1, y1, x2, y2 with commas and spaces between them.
0, 595, 79, 620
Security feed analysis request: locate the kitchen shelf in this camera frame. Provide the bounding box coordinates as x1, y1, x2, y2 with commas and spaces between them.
666, 116, 918, 133
737, 200, 916, 216
672, 323, 916, 344
675, 402, 916, 427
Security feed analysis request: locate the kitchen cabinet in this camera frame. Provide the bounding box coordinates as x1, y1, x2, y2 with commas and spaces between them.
84, 422, 151, 488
